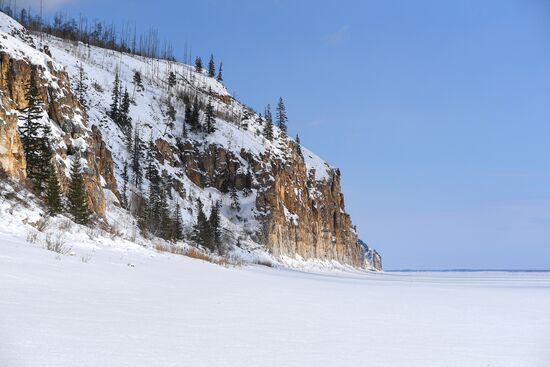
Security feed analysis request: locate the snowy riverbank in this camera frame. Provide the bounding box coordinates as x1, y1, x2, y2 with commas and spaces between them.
1, 234, 549, 367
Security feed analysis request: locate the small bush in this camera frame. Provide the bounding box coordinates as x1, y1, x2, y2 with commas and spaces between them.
91, 82, 103, 93
26, 230, 38, 244
184, 247, 212, 262
154, 242, 185, 255
253, 258, 275, 268
34, 217, 50, 232
81, 254, 92, 263
44, 235, 70, 255
58, 218, 72, 231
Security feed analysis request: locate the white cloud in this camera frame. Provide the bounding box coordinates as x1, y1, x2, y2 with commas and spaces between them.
324, 25, 350, 45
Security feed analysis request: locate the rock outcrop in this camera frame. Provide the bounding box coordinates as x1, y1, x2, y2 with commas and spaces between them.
0, 11, 382, 269
0, 28, 117, 216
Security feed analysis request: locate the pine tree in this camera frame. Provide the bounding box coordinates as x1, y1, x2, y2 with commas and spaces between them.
68, 155, 90, 224
119, 87, 132, 131
131, 126, 143, 189
276, 97, 288, 136
165, 99, 176, 132
184, 102, 192, 130
295, 134, 303, 158
263, 105, 274, 141
243, 169, 253, 197
192, 198, 209, 246
167, 71, 177, 89
75, 62, 88, 111
208, 54, 215, 78
208, 200, 221, 252
145, 135, 156, 182
195, 56, 203, 73
146, 166, 172, 239
230, 187, 240, 212
45, 163, 63, 215
121, 160, 129, 209
125, 121, 134, 154
18, 68, 48, 190
216, 62, 223, 82
37, 123, 54, 190
146, 165, 161, 233
204, 100, 216, 134
191, 97, 201, 132
173, 202, 184, 241
256, 113, 263, 126
110, 71, 120, 122
132, 71, 144, 94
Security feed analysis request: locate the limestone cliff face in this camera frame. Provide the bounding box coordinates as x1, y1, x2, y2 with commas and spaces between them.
158, 137, 366, 267
0, 49, 117, 216
256, 146, 364, 267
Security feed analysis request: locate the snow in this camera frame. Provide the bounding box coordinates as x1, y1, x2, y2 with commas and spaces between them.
0, 12, 358, 268
1, 233, 549, 367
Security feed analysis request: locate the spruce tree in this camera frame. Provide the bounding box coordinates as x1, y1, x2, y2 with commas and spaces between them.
132, 71, 143, 94
184, 102, 192, 131
146, 166, 171, 239
204, 101, 216, 134
195, 57, 203, 73
158, 178, 172, 240
243, 169, 253, 197
276, 97, 288, 136
167, 71, 177, 89
146, 165, 161, 233
208, 201, 221, 252
230, 187, 240, 212
145, 135, 156, 181
191, 97, 200, 132
37, 123, 54, 190
295, 134, 303, 158
208, 54, 215, 78
119, 87, 132, 131
216, 62, 223, 82
165, 99, 176, 132
131, 126, 143, 189
110, 71, 120, 122
263, 105, 274, 141
126, 122, 134, 154
75, 62, 88, 111
18, 68, 48, 190
68, 155, 90, 224
45, 163, 63, 215
121, 160, 129, 209
173, 202, 184, 241
192, 198, 209, 246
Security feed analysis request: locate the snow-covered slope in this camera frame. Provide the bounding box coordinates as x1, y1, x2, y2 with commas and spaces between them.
0, 11, 379, 269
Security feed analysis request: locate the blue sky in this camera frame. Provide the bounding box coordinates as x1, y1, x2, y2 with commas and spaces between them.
28, 0, 550, 269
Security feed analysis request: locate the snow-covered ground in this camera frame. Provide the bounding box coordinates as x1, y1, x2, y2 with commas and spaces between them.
1, 234, 549, 367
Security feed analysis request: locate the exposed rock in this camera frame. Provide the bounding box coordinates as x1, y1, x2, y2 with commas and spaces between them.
359, 239, 383, 271
0, 47, 117, 216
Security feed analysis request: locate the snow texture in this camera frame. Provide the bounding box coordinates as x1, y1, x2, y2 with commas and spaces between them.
0, 230, 549, 367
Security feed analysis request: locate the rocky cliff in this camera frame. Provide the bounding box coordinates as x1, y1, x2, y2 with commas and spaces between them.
0, 23, 117, 216
0, 12, 382, 270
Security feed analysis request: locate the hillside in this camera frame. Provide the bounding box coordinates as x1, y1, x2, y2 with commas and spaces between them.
0, 11, 381, 270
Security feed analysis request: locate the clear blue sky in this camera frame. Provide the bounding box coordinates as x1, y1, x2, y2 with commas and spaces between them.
29, 0, 550, 269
